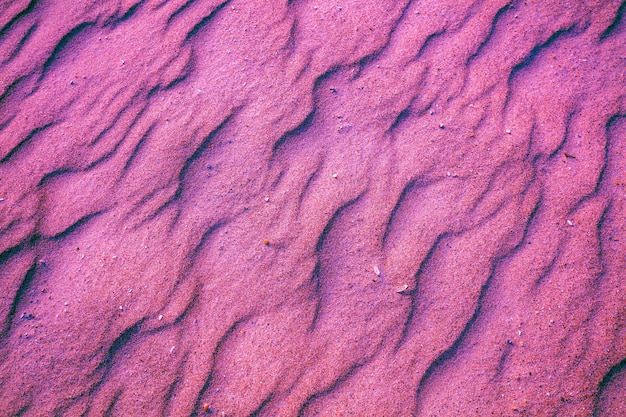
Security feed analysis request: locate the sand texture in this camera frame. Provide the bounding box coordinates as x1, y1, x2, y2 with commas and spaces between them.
1, 0, 626, 415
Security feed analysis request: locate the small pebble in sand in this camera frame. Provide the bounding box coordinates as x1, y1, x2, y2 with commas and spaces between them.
396, 284, 408, 293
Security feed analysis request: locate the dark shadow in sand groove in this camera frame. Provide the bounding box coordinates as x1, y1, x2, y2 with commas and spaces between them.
0, 0, 37, 38
593, 355, 626, 416
382, 177, 431, 247
281, 19, 298, 58
192, 315, 251, 416
143, 281, 201, 336
388, 106, 412, 133
3, 23, 37, 64
103, 0, 144, 28
351, 0, 412, 79
0, 122, 54, 163
0, 236, 34, 267
92, 98, 152, 156
492, 342, 513, 380
394, 233, 448, 352
595, 114, 626, 193
86, 319, 146, 405
297, 360, 368, 417
123, 183, 178, 233
465, 2, 511, 66
186, 221, 226, 264
103, 389, 123, 417
162, 359, 186, 417
600, 1, 625, 41
122, 122, 157, 173
507, 25, 578, 86
466, 160, 515, 215
37, 168, 79, 187
531, 244, 560, 289
168, 110, 238, 226
184, 0, 231, 41
0, 220, 20, 244
249, 392, 275, 417
314, 193, 363, 253
522, 122, 538, 160
0, 261, 36, 342
166, 0, 199, 26
272, 65, 344, 155
589, 201, 611, 290
107, 321, 144, 363
49, 210, 106, 240
86, 107, 152, 170
162, 54, 194, 90
306, 261, 323, 333
0, 75, 27, 115
178, 110, 238, 192
547, 110, 576, 160
306, 194, 364, 332
271, 108, 315, 155
564, 116, 623, 228
40, 22, 96, 79
503, 25, 579, 112
509, 193, 543, 266
413, 262, 498, 415
411, 29, 445, 62
409, 194, 545, 402
298, 158, 324, 206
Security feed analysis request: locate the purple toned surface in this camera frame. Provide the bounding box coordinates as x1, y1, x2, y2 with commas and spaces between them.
1, 0, 625, 416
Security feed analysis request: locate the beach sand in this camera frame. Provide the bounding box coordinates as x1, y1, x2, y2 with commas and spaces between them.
0, 0, 625, 415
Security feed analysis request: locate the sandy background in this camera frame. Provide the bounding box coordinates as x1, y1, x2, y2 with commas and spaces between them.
1, 0, 625, 415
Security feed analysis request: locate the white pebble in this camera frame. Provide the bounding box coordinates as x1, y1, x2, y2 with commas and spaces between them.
396, 284, 408, 293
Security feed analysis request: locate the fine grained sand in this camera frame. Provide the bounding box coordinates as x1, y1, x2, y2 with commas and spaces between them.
1, 0, 625, 415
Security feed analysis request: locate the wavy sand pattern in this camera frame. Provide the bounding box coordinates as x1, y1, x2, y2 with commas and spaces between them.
1, 0, 625, 415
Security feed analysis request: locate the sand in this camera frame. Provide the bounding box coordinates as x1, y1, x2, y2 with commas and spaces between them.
0, 0, 625, 415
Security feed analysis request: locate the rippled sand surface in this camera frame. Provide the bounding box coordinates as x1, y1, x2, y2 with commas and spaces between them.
1, 1, 625, 415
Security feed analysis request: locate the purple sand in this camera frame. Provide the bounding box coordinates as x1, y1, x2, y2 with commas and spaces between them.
1, 0, 625, 416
